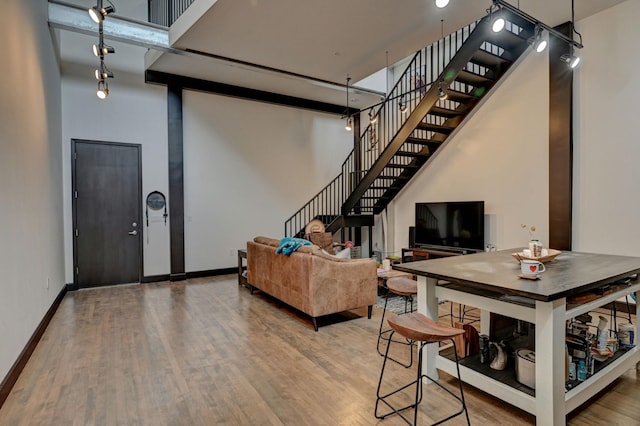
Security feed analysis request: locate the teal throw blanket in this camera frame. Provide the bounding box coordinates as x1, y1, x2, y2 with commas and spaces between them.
276, 237, 312, 256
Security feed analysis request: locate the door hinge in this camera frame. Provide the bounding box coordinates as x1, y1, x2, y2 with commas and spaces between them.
74, 152, 77, 160
75, 229, 78, 237
74, 191, 78, 199
76, 267, 79, 276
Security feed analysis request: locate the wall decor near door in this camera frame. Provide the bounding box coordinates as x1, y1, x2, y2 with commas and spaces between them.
71, 139, 142, 289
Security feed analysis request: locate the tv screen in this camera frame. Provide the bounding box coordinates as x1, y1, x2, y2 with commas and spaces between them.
415, 201, 485, 251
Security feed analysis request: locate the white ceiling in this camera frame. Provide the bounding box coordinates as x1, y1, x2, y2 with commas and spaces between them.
59, 0, 627, 110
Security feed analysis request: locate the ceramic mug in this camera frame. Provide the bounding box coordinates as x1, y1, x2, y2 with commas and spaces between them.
521, 259, 545, 276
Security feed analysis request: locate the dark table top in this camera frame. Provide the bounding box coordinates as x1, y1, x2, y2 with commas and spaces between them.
393, 249, 640, 302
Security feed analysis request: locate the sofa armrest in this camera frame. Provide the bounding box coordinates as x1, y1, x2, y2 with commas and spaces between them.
307, 251, 377, 317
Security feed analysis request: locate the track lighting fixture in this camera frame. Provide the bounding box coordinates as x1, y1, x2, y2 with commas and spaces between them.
369, 108, 377, 124
435, 0, 450, 8
489, 0, 583, 68
96, 80, 109, 99
90, 1, 116, 97
344, 76, 352, 131
399, 97, 408, 114
88, 2, 115, 24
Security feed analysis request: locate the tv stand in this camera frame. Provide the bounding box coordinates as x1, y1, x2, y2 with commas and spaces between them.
402, 247, 469, 262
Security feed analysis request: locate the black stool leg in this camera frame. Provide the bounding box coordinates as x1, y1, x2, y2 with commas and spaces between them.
377, 295, 415, 368
377, 294, 391, 356
375, 331, 422, 423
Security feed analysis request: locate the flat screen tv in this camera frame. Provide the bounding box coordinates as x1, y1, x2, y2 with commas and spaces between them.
414, 201, 485, 252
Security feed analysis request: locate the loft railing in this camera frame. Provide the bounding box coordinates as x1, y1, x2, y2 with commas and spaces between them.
148, 0, 195, 26
284, 22, 480, 236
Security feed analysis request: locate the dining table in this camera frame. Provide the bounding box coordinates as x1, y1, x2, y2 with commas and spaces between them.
394, 248, 640, 425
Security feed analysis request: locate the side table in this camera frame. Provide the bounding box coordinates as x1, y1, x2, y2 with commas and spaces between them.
237, 249, 248, 287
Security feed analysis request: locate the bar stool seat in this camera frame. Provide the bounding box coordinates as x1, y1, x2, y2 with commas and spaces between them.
377, 276, 418, 367
375, 312, 471, 425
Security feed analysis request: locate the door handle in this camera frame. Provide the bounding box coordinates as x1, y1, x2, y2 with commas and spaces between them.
128, 230, 138, 236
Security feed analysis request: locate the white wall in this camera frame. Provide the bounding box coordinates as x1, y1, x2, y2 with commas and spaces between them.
390, 47, 550, 255
183, 91, 353, 271
0, 0, 65, 382
60, 35, 170, 281
573, 0, 640, 256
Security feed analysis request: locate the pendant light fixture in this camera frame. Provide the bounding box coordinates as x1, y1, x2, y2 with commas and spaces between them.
560, 0, 582, 68
399, 96, 408, 114
344, 76, 352, 131
369, 108, 377, 124
438, 82, 448, 101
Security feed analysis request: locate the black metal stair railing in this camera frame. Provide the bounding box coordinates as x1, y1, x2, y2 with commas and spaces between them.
148, 0, 195, 26
341, 20, 482, 216
284, 21, 480, 236
284, 175, 344, 238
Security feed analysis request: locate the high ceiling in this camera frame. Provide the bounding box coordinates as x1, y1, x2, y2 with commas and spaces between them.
59, 0, 627, 110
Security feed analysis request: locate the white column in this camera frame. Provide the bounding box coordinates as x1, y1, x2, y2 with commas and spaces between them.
534, 298, 566, 425
417, 275, 440, 380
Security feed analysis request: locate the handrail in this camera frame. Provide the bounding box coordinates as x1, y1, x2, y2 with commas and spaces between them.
285, 20, 481, 235
284, 174, 344, 237
340, 20, 480, 214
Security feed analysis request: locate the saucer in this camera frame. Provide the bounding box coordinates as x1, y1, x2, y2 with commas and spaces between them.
518, 273, 540, 280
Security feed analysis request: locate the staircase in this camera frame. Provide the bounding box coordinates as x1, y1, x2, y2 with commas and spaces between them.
285, 10, 535, 239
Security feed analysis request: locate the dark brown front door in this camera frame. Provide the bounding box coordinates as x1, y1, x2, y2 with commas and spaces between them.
72, 140, 142, 288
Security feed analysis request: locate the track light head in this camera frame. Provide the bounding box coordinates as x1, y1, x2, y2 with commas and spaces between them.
492, 15, 505, 32
97, 80, 109, 99
93, 44, 115, 57
94, 68, 114, 80
534, 38, 548, 53
561, 53, 580, 68
88, 4, 115, 23
528, 26, 548, 53
435, 0, 450, 8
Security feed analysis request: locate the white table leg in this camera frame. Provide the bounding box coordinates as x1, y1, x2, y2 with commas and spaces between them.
417, 276, 439, 380
535, 298, 566, 426
480, 310, 491, 335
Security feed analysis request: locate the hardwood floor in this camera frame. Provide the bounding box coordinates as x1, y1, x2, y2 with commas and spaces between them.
0, 275, 638, 425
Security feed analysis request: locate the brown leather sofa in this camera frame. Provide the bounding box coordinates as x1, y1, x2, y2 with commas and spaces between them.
247, 236, 377, 331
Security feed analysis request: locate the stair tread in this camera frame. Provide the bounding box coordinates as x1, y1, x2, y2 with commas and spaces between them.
456, 69, 495, 86
429, 106, 465, 118
396, 150, 429, 157
417, 122, 455, 134
406, 137, 443, 145
470, 49, 511, 69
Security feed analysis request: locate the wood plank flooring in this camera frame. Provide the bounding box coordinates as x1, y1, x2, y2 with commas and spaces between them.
0, 275, 638, 425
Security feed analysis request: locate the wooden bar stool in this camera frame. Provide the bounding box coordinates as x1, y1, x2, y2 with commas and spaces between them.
377, 276, 418, 367
375, 312, 470, 425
